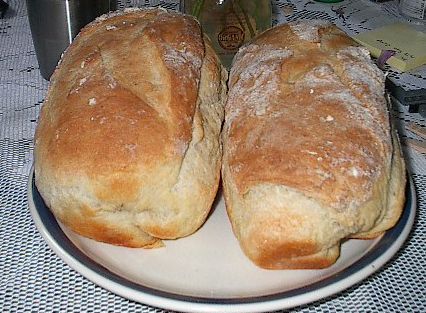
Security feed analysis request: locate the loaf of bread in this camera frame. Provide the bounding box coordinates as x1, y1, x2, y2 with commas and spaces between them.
222, 21, 406, 269
34, 8, 227, 247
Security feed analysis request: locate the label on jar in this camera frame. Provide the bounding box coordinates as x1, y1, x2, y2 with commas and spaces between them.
218, 25, 245, 50
400, 0, 426, 20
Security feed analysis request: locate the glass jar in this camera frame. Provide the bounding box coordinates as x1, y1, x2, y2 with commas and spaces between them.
181, 0, 272, 68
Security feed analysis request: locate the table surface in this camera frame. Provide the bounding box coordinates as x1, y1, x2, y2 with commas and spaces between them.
1, 0, 425, 312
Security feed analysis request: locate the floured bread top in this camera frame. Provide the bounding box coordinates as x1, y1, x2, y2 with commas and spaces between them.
35, 9, 204, 177
224, 21, 391, 211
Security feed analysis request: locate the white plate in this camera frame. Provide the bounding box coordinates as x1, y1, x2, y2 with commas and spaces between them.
28, 168, 416, 313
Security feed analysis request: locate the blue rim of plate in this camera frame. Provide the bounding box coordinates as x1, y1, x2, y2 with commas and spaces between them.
28, 168, 416, 312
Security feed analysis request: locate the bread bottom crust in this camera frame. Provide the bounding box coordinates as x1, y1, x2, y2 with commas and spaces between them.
253, 244, 341, 270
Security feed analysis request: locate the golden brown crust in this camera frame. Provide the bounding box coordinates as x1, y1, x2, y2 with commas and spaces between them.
222, 21, 406, 269
253, 244, 340, 270
34, 9, 226, 247
226, 22, 391, 210
37, 9, 202, 180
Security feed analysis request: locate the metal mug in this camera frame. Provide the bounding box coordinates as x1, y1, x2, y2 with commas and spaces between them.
26, 0, 117, 80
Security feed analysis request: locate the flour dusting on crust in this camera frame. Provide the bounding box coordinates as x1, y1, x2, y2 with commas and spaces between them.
224, 21, 394, 212
226, 45, 293, 128
146, 13, 203, 85
289, 20, 330, 42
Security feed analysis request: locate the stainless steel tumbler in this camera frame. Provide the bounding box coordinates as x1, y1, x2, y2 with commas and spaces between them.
26, 0, 117, 80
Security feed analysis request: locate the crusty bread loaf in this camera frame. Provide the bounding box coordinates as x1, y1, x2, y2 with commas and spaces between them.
34, 8, 227, 248
222, 21, 406, 269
